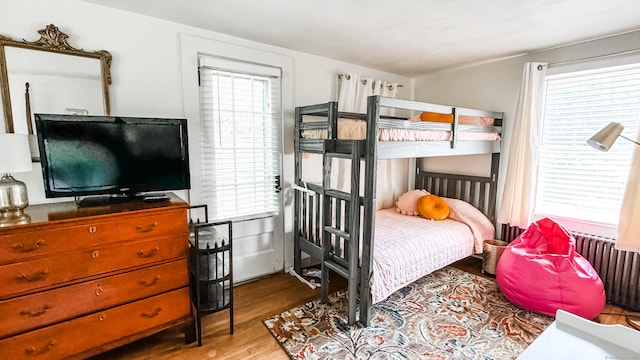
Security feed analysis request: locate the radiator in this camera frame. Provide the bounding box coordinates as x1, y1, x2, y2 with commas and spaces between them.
501, 224, 640, 311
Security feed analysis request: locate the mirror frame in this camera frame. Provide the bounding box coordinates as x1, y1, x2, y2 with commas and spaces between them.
0, 24, 112, 133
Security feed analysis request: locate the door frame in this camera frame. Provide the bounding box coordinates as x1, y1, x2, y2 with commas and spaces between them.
179, 34, 295, 279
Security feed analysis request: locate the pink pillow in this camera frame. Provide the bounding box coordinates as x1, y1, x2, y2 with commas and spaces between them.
459, 116, 494, 126
395, 189, 429, 216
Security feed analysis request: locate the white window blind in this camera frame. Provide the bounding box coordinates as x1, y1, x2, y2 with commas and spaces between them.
199, 57, 282, 221
536, 63, 640, 227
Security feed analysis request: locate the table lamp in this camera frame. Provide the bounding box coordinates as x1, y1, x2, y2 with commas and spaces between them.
0, 133, 32, 218
587, 122, 640, 151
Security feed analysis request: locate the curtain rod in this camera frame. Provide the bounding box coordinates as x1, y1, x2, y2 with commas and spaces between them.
337, 73, 404, 88
539, 48, 640, 70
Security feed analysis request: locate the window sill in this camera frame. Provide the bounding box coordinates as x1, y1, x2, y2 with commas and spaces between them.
533, 213, 617, 240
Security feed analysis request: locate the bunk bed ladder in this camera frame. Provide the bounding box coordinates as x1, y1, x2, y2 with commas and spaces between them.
320, 139, 363, 325
293, 102, 337, 273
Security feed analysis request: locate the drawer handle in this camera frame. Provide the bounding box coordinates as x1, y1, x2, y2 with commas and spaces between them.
141, 307, 162, 318
18, 270, 48, 282
25, 339, 56, 356
20, 305, 52, 318
135, 222, 158, 233
137, 247, 159, 258
140, 275, 161, 287
12, 239, 46, 253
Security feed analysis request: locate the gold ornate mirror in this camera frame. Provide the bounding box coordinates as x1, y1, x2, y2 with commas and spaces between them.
0, 24, 112, 135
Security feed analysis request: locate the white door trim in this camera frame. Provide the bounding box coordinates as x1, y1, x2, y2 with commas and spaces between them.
179, 33, 295, 277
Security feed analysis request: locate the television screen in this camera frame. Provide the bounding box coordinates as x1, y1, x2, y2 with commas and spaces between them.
35, 114, 190, 200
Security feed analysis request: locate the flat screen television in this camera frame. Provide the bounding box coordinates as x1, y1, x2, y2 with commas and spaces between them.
35, 113, 190, 204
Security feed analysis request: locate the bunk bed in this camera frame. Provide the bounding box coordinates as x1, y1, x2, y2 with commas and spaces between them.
293, 95, 503, 327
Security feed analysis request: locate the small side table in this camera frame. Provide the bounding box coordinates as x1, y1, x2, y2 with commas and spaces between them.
188, 205, 233, 346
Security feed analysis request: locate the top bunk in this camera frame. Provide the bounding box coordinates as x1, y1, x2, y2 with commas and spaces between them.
294, 95, 503, 159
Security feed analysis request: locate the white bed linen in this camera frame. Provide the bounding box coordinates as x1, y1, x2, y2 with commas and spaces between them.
371, 208, 476, 303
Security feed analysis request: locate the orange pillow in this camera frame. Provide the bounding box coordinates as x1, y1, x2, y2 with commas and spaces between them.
420, 111, 454, 123
417, 194, 450, 220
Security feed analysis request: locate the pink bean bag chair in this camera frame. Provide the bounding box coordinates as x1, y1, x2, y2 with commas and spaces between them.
496, 218, 606, 319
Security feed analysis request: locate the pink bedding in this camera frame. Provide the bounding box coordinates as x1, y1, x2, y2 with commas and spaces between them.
301, 118, 500, 141
371, 203, 494, 303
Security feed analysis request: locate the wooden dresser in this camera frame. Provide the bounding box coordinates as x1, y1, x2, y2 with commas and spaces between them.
0, 194, 194, 359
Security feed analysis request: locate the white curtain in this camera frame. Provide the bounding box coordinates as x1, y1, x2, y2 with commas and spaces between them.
353, 77, 372, 113
497, 62, 547, 228
617, 130, 640, 252
338, 73, 359, 110
337, 74, 404, 209
335, 73, 359, 190
337, 75, 399, 116
376, 80, 403, 209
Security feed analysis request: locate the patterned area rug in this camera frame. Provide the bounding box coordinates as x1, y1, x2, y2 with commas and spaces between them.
264, 266, 552, 360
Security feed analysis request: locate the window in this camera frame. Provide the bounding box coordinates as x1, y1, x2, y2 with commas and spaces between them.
199, 57, 282, 221
535, 63, 640, 236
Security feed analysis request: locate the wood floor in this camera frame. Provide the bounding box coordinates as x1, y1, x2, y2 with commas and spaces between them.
93, 257, 637, 359
92, 270, 347, 360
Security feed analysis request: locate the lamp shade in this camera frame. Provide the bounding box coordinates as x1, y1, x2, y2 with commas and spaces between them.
586, 122, 624, 152
0, 134, 32, 173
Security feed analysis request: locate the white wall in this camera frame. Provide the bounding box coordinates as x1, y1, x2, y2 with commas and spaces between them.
415, 30, 640, 208
0, 0, 413, 270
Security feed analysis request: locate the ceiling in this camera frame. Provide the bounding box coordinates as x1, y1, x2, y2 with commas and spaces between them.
81, 0, 640, 76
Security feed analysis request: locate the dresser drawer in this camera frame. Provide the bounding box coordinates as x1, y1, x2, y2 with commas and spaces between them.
0, 288, 191, 360
0, 259, 188, 338
0, 235, 187, 299
0, 210, 187, 265
119, 209, 187, 238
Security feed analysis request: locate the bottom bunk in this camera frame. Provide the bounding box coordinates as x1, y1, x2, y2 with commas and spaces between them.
293, 166, 498, 326
369, 204, 494, 304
